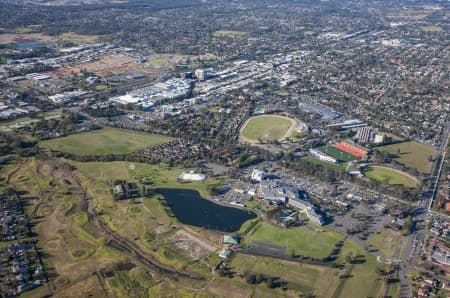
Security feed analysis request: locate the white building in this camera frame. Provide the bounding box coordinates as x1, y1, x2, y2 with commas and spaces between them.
374, 134, 384, 144
179, 171, 206, 181
259, 181, 298, 205
309, 149, 337, 163
195, 69, 207, 81
251, 169, 265, 182
288, 197, 324, 225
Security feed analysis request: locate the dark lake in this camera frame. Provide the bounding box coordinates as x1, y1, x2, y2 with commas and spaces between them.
156, 188, 256, 232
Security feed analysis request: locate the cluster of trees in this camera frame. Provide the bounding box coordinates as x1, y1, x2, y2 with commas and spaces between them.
285, 157, 347, 183
0, 133, 37, 156
357, 177, 419, 202
0, 46, 54, 61
371, 149, 423, 177
83, 105, 124, 118
111, 179, 144, 200
244, 272, 288, 290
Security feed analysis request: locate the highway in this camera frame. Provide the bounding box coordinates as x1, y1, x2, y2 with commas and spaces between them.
398, 121, 450, 298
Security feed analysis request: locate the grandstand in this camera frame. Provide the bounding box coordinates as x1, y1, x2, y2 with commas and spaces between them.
317, 145, 358, 162
335, 140, 368, 158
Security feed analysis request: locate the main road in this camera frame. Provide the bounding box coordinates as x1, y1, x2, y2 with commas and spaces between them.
398, 121, 450, 298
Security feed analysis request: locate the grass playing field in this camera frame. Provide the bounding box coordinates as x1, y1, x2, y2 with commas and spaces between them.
40, 127, 172, 156
317, 145, 359, 162
243, 221, 344, 259
419, 26, 443, 32
374, 141, 437, 173
212, 30, 248, 37
241, 115, 296, 142
146, 59, 168, 67
364, 166, 418, 188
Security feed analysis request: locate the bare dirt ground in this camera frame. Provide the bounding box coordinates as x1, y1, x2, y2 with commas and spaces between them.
0, 32, 101, 45
49, 54, 139, 77
0, 33, 53, 44
169, 229, 217, 260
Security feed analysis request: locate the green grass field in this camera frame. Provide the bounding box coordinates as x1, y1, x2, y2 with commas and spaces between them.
317, 145, 359, 162
146, 59, 168, 66
335, 240, 387, 298
420, 26, 443, 32
367, 229, 404, 258
212, 30, 248, 37
241, 115, 295, 142
40, 127, 172, 156
94, 84, 108, 91
65, 160, 222, 198
231, 254, 341, 298
303, 31, 316, 36
364, 167, 418, 188
375, 141, 436, 173
243, 222, 344, 259
303, 156, 347, 172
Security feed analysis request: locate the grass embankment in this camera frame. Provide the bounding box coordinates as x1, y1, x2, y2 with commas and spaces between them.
40, 127, 172, 155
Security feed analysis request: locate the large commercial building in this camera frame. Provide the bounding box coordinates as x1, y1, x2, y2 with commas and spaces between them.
257, 177, 324, 225
110, 78, 191, 109
288, 197, 324, 225
258, 180, 298, 205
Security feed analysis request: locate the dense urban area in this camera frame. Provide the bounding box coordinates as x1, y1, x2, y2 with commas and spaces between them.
0, 0, 449, 297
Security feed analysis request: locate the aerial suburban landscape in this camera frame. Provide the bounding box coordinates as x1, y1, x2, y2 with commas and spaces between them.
0, 0, 448, 297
